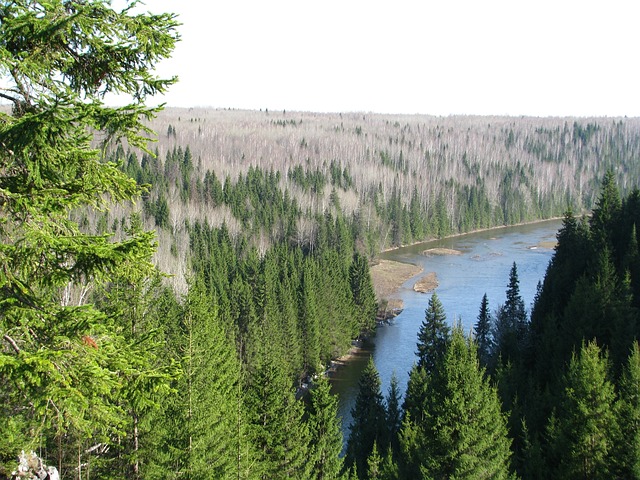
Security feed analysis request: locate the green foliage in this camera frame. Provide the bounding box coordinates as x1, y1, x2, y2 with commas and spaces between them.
385, 373, 402, 456
590, 170, 622, 251
401, 365, 429, 428
0, 0, 177, 474
7, 5, 640, 476
366, 442, 383, 480
245, 331, 311, 479
400, 327, 514, 479
546, 341, 618, 479
490, 175, 640, 478
492, 263, 528, 366
349, 252, 378, 333
346, 358, 388, 479
182, 280, 248, 479
299, 258, 321, 375
615, 342, 640, 479
474, 293, 493, 367
416, 293, 450, 373
307, 375, 345, 480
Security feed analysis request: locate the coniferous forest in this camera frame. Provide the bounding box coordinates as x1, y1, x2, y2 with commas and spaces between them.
2, 2, 640, 479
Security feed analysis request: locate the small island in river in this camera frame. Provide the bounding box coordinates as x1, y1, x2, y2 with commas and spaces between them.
422, 247, 463, 256
413, 272, 439, 293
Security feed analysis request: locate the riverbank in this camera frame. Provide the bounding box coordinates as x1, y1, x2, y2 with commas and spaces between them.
370, 259, 423, 314
379, 217, 563, 254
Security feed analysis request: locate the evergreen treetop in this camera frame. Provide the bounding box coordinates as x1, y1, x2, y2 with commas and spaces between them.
416, 292, 450, 373
347, 357, 387, 479
400, 327, 514, 479
474, 293, 493, 367
493, 262, 528, 365
547, 341, 618, 479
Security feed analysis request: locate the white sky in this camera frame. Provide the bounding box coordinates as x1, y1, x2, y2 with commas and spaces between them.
145, 0, 638, 117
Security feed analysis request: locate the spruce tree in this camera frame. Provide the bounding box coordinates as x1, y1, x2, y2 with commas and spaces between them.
623, 224, 640, 310
0, 0, 177, 473
245, 330, 311, 479
307, 375, 344, 480
300, 258, 321, 376
474, 293, 493, 367
397, 412, 423, 479
560, 247, 636, 373
92, 260, 178, 478
416, 292, 450, 373
385, 373, 402, 455
182, 281, 248, 479
366, 442, 383, 480
349, 252, 378, 333
379, 446, 399, 480
346, 358, 387, 479
547, 341, 618, 479
590, 170, 622, 252
493, 263, 528, 365
401, 364, 429, 425
417, 327, 513, 477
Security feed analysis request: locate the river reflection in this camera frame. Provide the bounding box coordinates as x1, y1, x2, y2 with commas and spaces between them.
330, 219, 562, 445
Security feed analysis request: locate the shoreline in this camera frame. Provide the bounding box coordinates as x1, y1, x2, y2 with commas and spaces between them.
370, 216, 563, 309
379, 217, 564, 254
330, 217, 563, 378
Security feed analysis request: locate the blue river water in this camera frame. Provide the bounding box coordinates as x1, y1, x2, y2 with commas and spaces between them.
330, 219, 562, 443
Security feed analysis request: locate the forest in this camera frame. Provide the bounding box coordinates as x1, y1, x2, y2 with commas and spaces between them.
96, 109, 640, 295
1, 1, 640, 479
111, 107, 640, 294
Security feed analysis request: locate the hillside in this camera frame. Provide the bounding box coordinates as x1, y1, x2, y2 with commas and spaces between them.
101, 109, 640, 291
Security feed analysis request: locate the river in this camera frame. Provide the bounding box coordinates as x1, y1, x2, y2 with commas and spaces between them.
330, 219, 563, 443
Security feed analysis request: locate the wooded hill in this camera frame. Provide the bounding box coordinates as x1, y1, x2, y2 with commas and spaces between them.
99, 109, 640, 291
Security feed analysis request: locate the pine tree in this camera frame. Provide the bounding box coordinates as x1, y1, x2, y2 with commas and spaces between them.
307, 375, 344, 480
346, 358, 387, 479
416, 292, 450, 373
547, 341, 618, 479
0, 1, 177, 473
